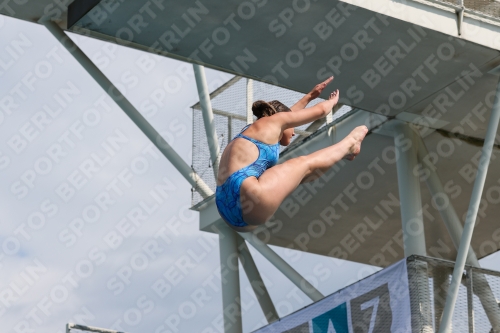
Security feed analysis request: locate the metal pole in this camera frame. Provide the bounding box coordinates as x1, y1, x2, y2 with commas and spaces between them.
457, 6, 464, 36
394, 122, 426, 256
432, 267, 450, 330
466, 268, 474, 333
326, 104, 340, 124
236, 236, 279, 324
416, 136, 476, 262
65, 323, 127, 333
416, 135, 500, 329
246, 79, 253, 124
439, 78, 500, 333
326, 111, 333, 124
239, 232, 324, 302
40, 18, 213, 198
193, 64, 221, 178
394, 122, 432, 332
219, 225, 242, 333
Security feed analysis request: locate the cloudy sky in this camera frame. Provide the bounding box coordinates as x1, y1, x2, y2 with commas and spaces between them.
4, 9, 500, 333
0, 14, 395, 333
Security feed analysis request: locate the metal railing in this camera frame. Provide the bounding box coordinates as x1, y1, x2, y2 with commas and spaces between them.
412, 0, 500, 24
408, 255, 500, 332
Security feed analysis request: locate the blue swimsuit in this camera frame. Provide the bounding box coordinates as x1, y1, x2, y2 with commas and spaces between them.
215, 125, 280, 228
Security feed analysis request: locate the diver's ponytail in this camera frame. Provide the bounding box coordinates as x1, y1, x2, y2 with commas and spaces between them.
252, 100, 276, 119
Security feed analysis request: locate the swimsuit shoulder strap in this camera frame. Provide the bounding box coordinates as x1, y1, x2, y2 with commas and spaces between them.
234, 124, 251, 140
240, 124, 251, 133
235, 124, 280, 147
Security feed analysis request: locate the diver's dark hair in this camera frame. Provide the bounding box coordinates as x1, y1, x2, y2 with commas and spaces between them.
252, 100, 290, 119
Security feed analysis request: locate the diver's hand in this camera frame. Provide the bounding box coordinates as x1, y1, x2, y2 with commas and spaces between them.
309, 76, 333, 99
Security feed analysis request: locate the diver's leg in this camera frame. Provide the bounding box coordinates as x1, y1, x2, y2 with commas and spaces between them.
241, 125, 368, 224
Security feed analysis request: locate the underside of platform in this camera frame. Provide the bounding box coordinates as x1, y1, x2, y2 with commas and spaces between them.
63, 0, 500, 143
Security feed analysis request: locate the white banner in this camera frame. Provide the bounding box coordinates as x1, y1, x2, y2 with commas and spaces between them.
254, 259, 411, 333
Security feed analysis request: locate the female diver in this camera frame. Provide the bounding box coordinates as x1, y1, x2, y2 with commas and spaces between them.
215, 77, 368, 232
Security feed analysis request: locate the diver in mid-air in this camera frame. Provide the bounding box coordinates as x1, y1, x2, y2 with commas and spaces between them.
215, 77, 368, 232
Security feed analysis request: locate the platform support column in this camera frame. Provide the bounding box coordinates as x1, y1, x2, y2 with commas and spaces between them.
432, 267, 450, 330
466, 268, 475, 333
394, 122, 426, 257
219, 225, 243, 333
236, 236, 279, 324
228, 116, 233, 142
394, 122, 433, 332
439, 77, 500, 333
40, 18, 213, 198
193, 64, 220, 179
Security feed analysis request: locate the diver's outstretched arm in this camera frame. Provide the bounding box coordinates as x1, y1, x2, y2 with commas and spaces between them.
290, 76, 334, 111
274, 90, 339, 130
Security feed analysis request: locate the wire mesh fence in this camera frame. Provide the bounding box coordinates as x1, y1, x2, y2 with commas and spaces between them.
464, 0, 500, 18
191, 77, 352, 206
415, 0, 500, 20
408, 255, 500, 333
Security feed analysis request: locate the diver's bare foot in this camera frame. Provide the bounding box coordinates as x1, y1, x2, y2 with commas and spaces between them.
329, 89, 339, 106
344, 126, 368, 161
